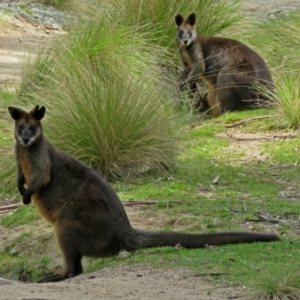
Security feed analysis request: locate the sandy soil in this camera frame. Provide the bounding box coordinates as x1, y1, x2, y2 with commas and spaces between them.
0, 1, 298, 299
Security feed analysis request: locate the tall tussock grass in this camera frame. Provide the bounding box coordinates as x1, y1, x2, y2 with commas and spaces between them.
17, 14, 180, 179
109, 0, 241, 48
239, 11, 300, 128
272, 71, 300, 128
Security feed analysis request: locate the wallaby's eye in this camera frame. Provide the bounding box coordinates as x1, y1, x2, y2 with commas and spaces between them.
29, 125, 35, 132
178, 30, 184, 39
18, 125, 24, 135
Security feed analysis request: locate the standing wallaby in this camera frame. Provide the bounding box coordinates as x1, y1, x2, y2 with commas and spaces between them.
175, 13, 274, 116
8, 105, 279, 283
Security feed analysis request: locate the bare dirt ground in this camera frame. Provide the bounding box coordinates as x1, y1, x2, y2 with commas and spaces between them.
0, 17, 66, 89
0, 265, 247, 300
0, 1, 299, 299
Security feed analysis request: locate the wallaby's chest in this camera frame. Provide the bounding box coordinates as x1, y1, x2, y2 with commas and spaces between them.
179, 42, 205, 72
180, 48, 193, 66
18, 152, 32, 184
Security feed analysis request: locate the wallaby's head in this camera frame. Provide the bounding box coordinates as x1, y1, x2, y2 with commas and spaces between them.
8, 105, 46, 147
175, 13, 197, 46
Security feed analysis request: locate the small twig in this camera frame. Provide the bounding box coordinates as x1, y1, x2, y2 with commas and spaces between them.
44, 25, 61, 30
187, 272, 230, 278
123, 200, 198, 206
225, 115, 274, 128
123, 200, 157, 206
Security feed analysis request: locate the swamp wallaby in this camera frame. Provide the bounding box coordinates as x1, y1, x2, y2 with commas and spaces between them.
175, 13, 274, 115
8, 105, 279, 282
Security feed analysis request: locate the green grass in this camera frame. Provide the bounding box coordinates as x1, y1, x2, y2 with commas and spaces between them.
0, 206, 39, 228
0, 251, 51, 281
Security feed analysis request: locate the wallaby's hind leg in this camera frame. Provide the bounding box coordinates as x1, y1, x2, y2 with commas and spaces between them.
219, 85, 258, 112
206, 86, 222, 116
215, 64, 257, 113
39, 225, 83, 283
38, 248, 83, 283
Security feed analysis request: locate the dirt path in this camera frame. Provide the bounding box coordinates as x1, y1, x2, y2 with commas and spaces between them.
0, 16, 65, 89
0, 1, 298, 299
0, 265, 247, 300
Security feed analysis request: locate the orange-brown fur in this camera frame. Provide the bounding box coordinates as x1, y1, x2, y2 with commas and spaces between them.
175, 13, 274, 115
8, 105, 280, 283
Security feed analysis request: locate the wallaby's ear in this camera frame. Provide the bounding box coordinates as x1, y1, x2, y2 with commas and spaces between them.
8, 106, 24, 121
31, 105, 46, 121
175, 14, 184, 26
186, 13, 196, 26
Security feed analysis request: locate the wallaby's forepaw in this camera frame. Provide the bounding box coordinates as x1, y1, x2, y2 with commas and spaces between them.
22, 194, 31, 205
18, 186, 26, 196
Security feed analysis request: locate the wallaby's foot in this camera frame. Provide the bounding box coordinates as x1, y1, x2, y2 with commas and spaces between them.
38, 273, 72, 283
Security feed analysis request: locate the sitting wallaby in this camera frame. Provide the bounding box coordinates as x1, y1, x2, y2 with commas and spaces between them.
8, 105, 279, 283
175, 13, 274, 115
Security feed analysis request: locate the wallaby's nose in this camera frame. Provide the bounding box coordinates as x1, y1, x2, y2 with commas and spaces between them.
22, 138, 30, 145
183, 40, 188, 45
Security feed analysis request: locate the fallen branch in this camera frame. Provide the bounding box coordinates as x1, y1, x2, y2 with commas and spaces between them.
225, 115, 274, 128
0, 203, 23, 211
0, 200, 196, 212
254, 211, 299, 226
225, 131, 297, 142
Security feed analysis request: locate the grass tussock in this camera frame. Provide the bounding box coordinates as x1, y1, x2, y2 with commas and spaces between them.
239, 11, 300, 128
273, 71, 300, 128
108, 0, 241, 47
17, 16, 181, 179
247, 269, 300, 300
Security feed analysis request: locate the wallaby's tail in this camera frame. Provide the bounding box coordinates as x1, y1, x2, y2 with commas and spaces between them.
124, 229, 280, 251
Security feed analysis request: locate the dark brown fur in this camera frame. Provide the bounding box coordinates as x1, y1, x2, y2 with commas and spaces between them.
8, 105, 279, 282
175, 13, 274, 115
